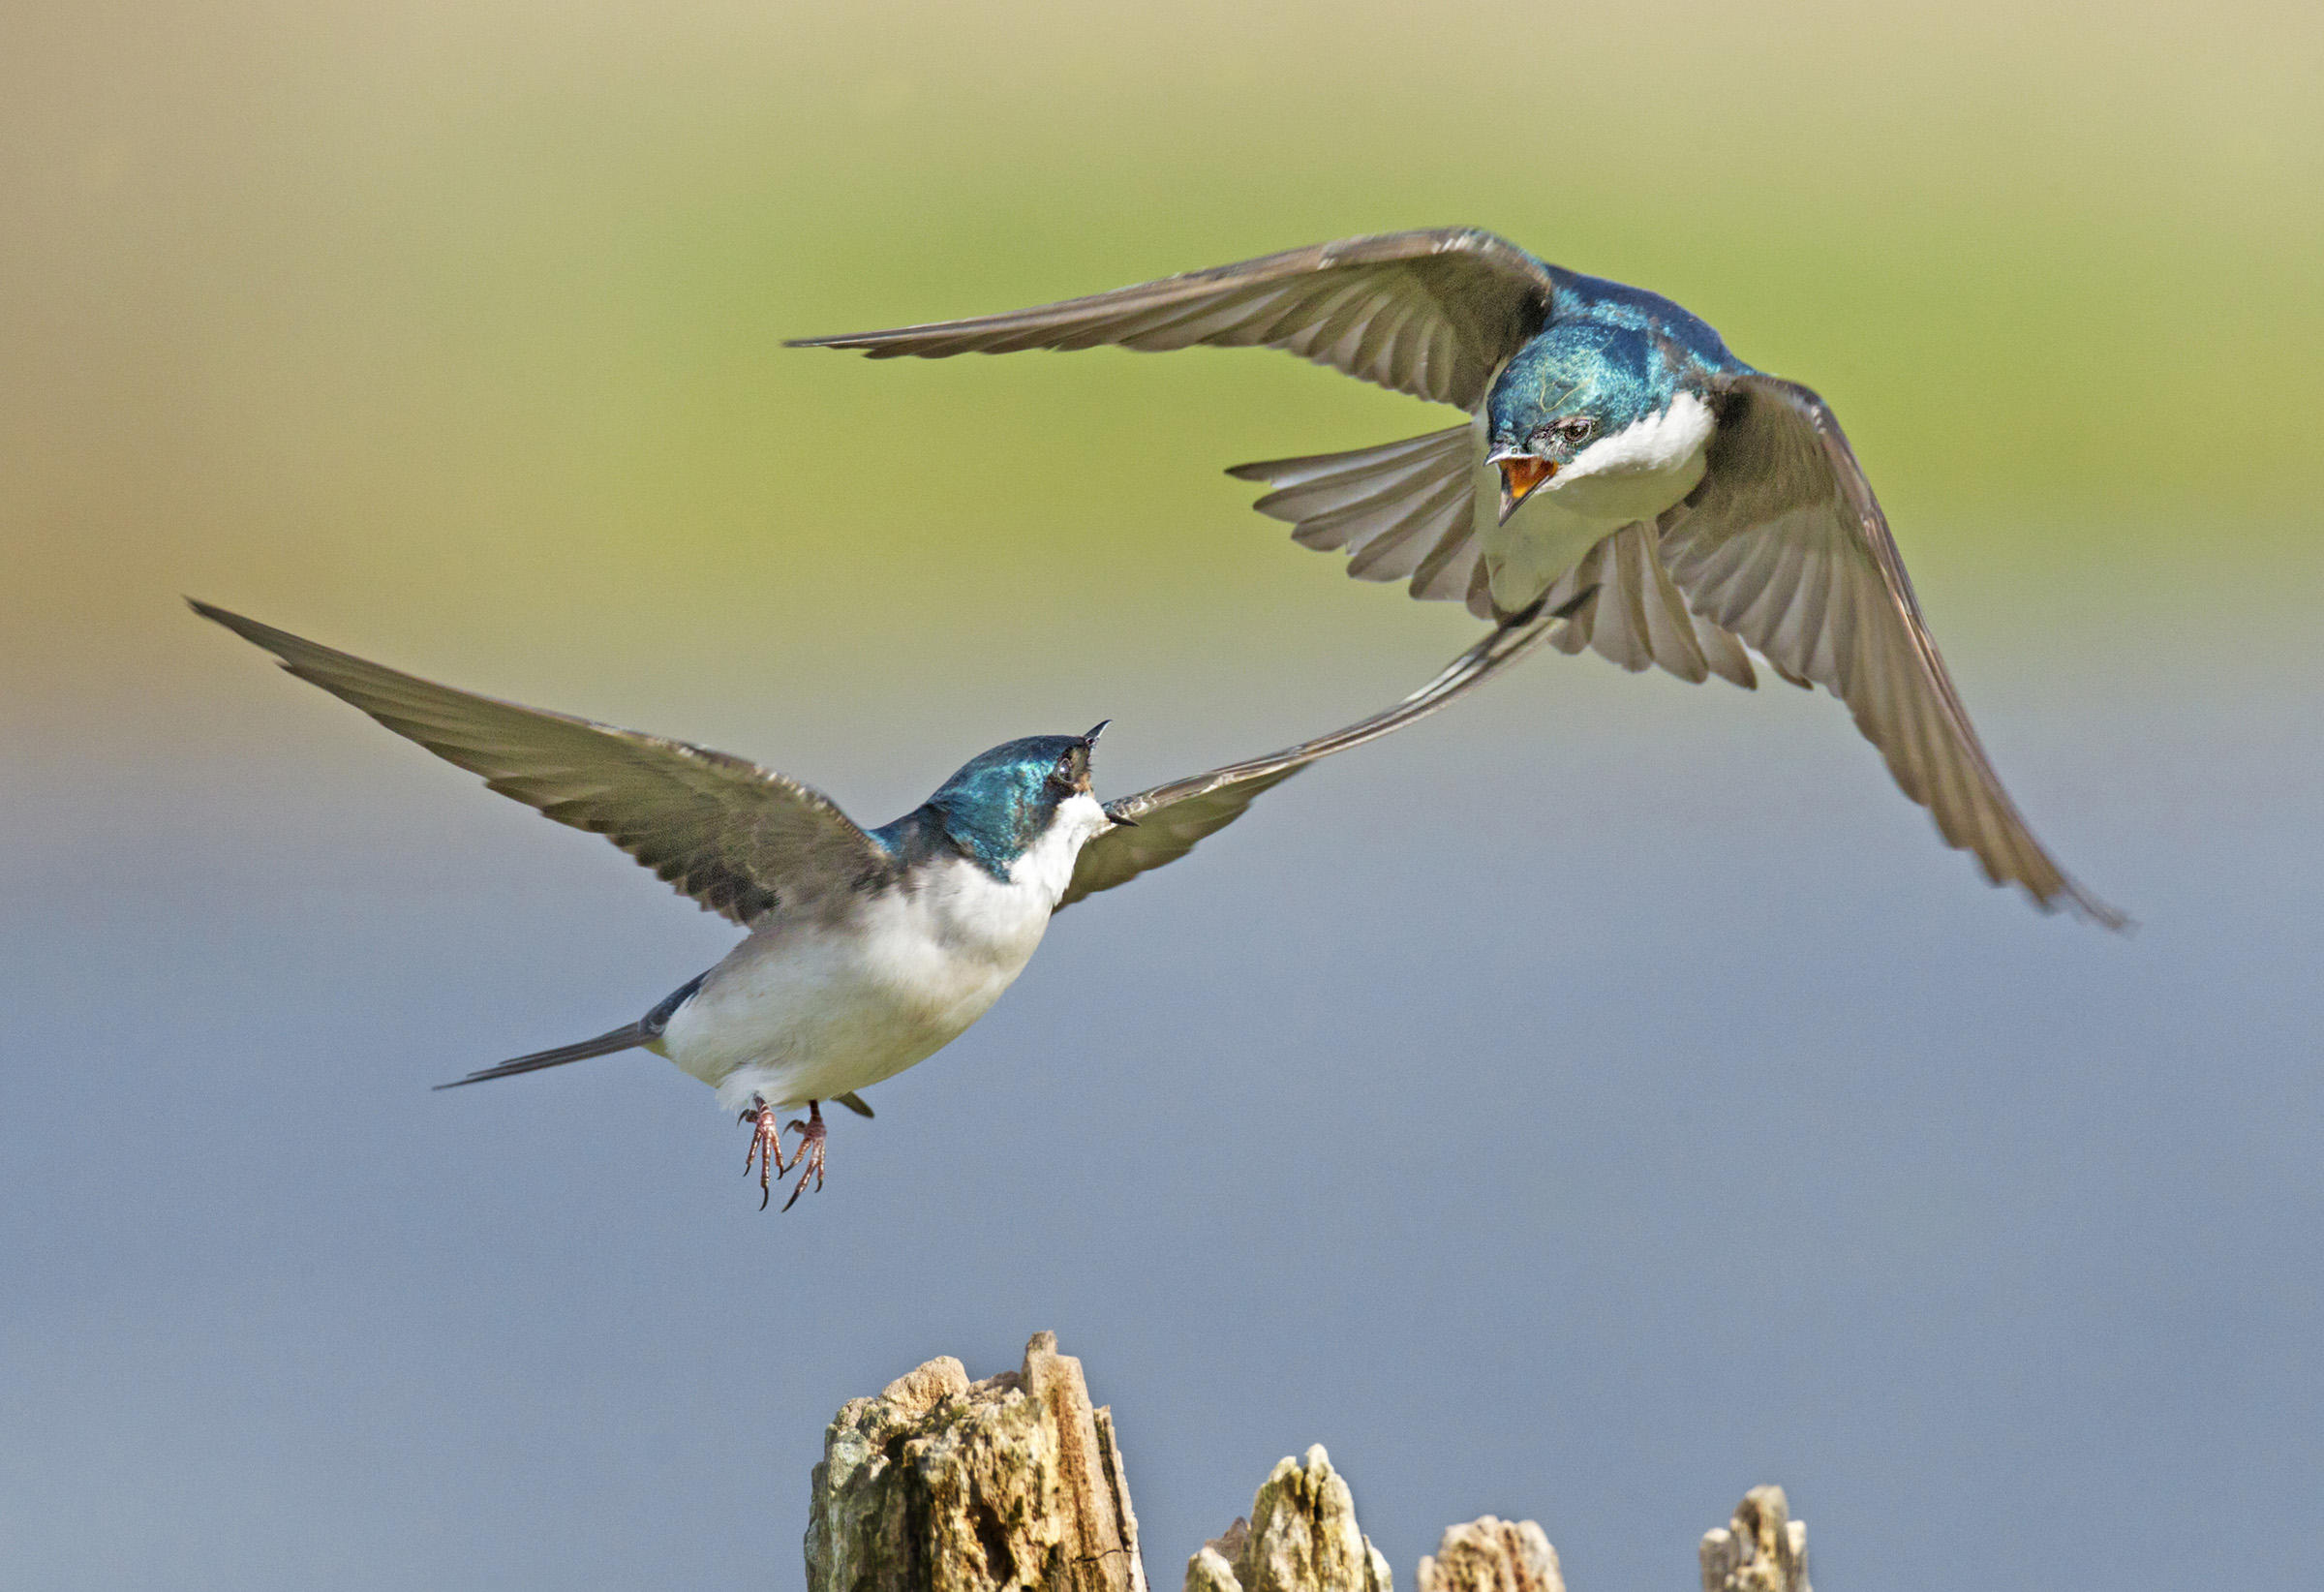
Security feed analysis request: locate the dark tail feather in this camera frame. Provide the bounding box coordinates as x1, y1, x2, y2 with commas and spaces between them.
433, 1023, 649, 1089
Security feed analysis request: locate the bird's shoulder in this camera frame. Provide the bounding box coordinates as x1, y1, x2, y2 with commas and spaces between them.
865, 803, 956, 875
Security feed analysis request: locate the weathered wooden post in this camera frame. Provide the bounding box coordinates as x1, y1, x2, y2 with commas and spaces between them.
807, 1332, 1145, 1592
806, 1332, 1809, 1592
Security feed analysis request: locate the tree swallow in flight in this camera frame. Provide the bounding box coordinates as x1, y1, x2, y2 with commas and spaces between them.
794, 228, 2121, 926
193, 597, 1576, 1208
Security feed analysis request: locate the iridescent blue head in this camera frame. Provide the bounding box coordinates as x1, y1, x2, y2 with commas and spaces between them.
1483, 323, 1682, 517
894, 721, 1108, 878
1485, 281, 1746, 523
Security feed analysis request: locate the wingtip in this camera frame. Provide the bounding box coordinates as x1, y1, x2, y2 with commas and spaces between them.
186, 597, 267, 643
782, 333, 889, 353
187, 599, 313, 673
2030, 875, 2133, 934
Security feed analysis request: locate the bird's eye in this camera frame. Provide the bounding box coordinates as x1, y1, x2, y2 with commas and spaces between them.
1528, 416, 1596, 451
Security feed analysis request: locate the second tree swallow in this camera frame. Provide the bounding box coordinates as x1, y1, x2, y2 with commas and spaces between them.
194, 597, 1577, 1209
794, 228, 2121, 926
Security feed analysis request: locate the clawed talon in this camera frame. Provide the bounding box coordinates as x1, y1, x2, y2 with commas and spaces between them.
743, 1095, 788, 1210
780, 1101, 828, 1212
739, 1096, 829, 1211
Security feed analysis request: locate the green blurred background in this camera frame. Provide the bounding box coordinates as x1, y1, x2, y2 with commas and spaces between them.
6, 5, 2321, 1590
8, 0, 2319, 708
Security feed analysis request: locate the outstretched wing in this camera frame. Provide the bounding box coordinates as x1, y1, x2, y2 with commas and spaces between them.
790, 229, 1558, 411
1660, 376, 2123, 925
193, 602, 897, 926
1057, 594, 1588, 908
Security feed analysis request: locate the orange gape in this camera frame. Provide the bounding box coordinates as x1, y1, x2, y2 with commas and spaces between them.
1497, 455, 1555, 507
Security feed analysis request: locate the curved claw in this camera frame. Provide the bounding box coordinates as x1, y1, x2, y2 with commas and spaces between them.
743, 1095, 788, 1209
779, 1101, 829, 1213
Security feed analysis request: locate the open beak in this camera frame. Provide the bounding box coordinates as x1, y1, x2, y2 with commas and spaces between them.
1494, 455, 1555, 525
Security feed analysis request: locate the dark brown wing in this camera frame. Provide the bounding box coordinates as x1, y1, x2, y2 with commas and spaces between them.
790, 229, 1557, 410
1058, 594, 1588, 908
193, 602, 896, 927
1658, 377, 2123, 925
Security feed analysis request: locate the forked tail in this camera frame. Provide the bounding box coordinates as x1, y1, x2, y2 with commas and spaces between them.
433, 1023, 651, 1089
434, 971, 706, 1089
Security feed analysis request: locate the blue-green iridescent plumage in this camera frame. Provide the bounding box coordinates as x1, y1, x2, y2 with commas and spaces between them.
1544, 267, 1746, 370
871, 733, 1090, 880
1488, 269, 1751, 455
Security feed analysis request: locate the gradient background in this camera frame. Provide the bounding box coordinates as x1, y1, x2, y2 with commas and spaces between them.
5, 3, 2320, 1588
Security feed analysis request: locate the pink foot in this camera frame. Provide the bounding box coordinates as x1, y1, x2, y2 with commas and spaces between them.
742, 1095, 788, 1210
780, 1101, 828, 1212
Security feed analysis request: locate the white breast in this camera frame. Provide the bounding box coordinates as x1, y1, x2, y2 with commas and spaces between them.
1473, 392, 1718, 614
655, 792, 1113, 1114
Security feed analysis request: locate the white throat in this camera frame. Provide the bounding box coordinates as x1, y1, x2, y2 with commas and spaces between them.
1006, 791, 1111, 906
1555, 390, 1716, 495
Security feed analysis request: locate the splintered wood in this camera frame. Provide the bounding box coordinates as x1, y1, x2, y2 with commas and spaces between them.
806, 1332, 1805, 1592
807, 1332, 1145, 1592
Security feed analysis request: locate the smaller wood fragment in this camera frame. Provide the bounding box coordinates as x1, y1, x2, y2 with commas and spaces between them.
1698, 1485, 1809, 1592
1181, 1445, 1391, 1592
1416, 1516, 1565, 1592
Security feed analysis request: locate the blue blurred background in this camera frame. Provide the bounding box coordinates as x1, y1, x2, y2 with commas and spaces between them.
4, 2, 2319, 1587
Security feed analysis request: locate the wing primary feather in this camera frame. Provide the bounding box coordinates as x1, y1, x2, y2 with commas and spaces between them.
1667, 378, 2125, 925
190, 599, 896, 926
1055, 590, 1593, 908
786, 229, 1558, 409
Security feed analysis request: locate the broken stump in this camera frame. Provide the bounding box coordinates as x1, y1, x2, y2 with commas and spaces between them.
1182, 1445, 1391, 1592
806, 1333, 1808, 1592
806, 1332, 1145, 1592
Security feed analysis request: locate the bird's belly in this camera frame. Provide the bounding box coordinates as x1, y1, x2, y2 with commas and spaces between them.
657, 876, 1050, 1113
1478, 492, 1626, 615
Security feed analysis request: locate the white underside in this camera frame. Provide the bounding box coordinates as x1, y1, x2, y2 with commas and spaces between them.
652, 793, 1110, 1115
1471, 393, 1716, 613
